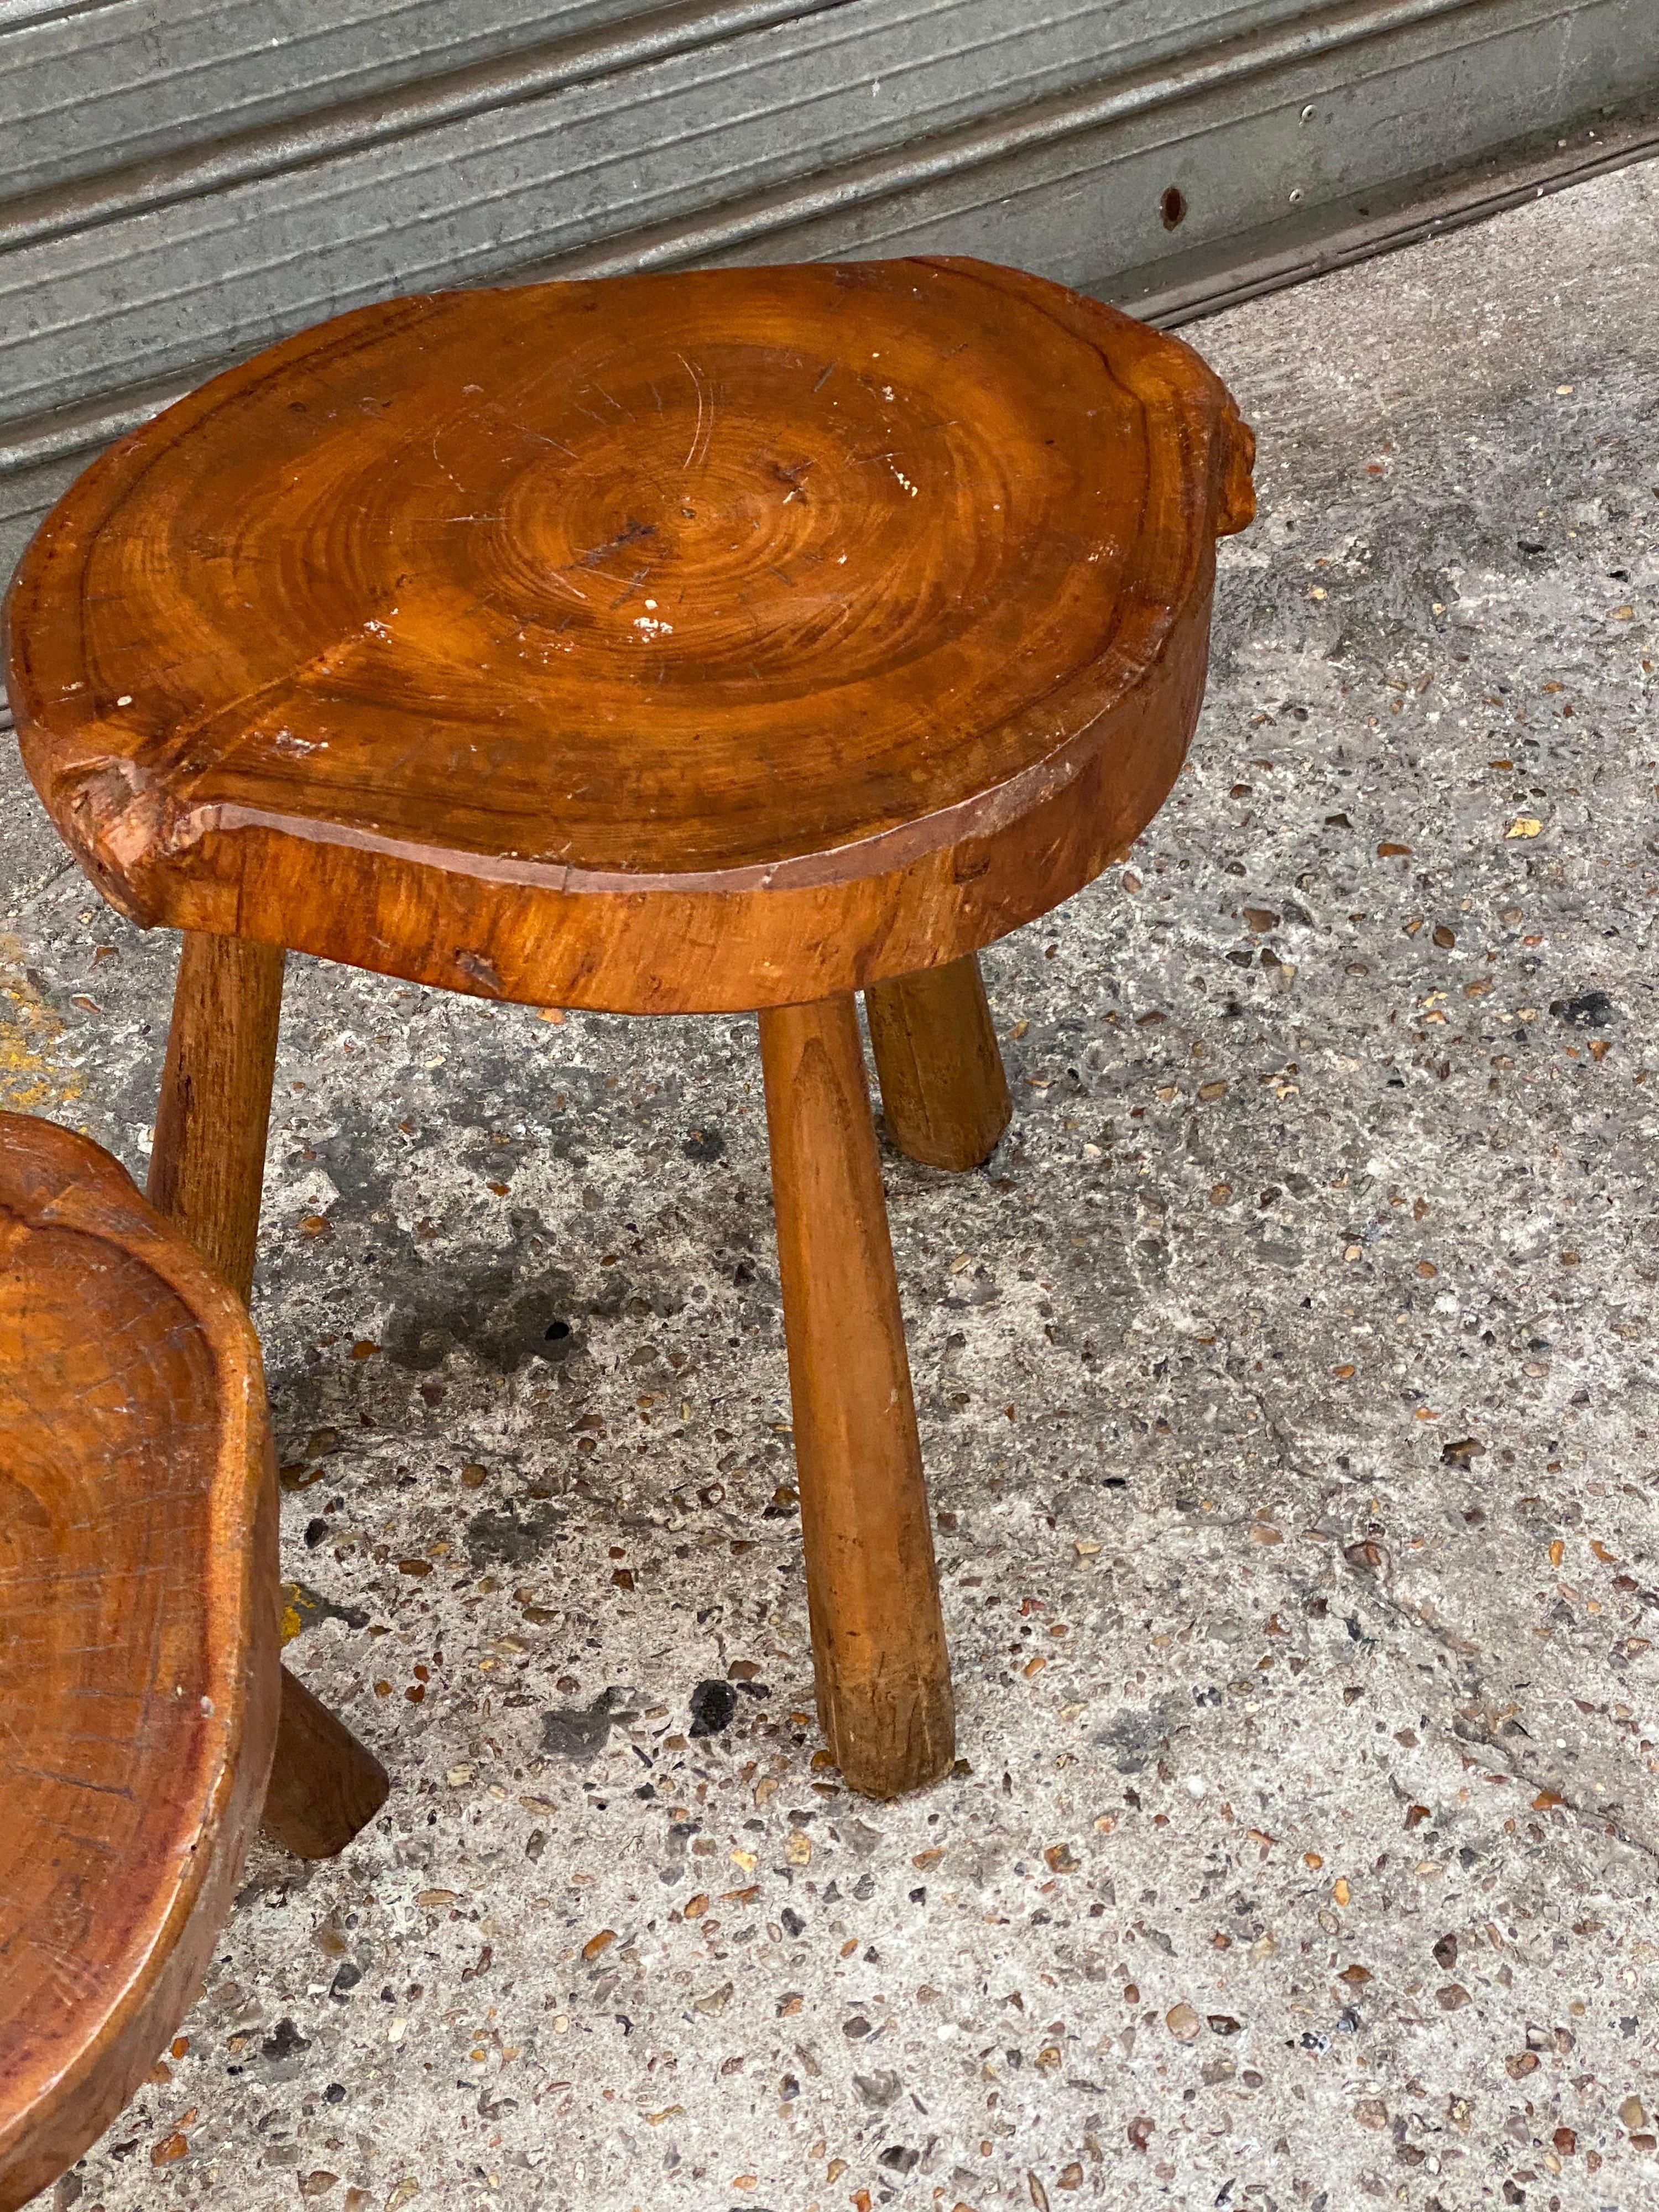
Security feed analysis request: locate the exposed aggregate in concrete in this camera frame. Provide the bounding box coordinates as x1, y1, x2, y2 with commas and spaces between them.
4, 157, 1658, 2212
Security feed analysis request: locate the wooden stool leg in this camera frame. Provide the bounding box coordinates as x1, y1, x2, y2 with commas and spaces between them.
148, 930, 388, 1857
148, 930, 285, 1303
864, 952, 1011, 1171
261, 1668, 391, 1859
759, 995, 953, 1798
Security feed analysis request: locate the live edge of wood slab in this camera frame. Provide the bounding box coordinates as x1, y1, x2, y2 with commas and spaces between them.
4, 258, 1254, 1016
0, 1113, 279, 2212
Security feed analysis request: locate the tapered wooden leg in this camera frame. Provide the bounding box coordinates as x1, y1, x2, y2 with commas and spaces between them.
864, 952, 1011, 1171
148, 930, 388, 1856
261, 1668, 390, 1859
759, 994, 953, 1798
148, 930, 286, 1304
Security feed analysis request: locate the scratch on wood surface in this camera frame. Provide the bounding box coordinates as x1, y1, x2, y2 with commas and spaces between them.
677, 353, 713, 471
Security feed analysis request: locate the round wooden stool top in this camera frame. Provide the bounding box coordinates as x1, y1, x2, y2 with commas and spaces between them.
5, 258, 1253, 1014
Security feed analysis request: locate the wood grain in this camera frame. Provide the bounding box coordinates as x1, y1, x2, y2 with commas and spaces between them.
759, 995, 953, 1798
140, 932, 392, 1860
148, 929, 285, 1303
865, 952, 1010, 1171
0, 1113, 279, 2212
262, 1668, 390, 1861
6, 258, 1254, 1015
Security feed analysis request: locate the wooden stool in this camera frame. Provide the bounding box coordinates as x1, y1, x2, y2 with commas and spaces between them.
0, 1114, 388, 2212
5, 257, 1253, 1800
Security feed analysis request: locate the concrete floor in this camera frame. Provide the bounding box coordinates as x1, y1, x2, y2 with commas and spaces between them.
4, 156, 1658, 2212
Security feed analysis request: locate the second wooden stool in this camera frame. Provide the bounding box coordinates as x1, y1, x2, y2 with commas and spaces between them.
0, 1113, 386, 2212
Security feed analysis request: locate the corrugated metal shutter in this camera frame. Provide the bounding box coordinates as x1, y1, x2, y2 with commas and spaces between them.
3, 0, 1656, 581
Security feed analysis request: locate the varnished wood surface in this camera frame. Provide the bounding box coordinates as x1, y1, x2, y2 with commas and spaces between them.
760, 996, 953, 1797
263, 1668, 391, 1861
7, 258, 1253, 1015
0, 1114, 279, 2212
140, 933, 393, 1860
149, 930, 285, 1303
865, 952, 1010, 1172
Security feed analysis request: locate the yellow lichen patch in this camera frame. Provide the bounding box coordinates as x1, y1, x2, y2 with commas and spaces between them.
0, 933, 82, 1112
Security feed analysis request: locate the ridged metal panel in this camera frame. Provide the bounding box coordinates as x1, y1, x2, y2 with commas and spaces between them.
1, 0, 658, 199
2, 0, 1319, 427
3, 0, 1303, 206
2, 0, 1656, 584
0, 0, 847, 242
706, 0, 1653, 300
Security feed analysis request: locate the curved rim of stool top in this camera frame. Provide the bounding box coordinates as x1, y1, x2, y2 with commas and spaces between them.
0, 1113, 279, 2212
4, 257, 1254, 1015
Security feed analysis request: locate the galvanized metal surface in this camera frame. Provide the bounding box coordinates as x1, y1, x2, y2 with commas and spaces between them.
0, 0, 1323, 428
0, 0, 844, 249
695, 1, 1658, 294
2, 0, 664, 199
2, 0, 1657, 584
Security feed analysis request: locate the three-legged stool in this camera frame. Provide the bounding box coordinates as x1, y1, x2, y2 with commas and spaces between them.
5, 255, 1253, 1801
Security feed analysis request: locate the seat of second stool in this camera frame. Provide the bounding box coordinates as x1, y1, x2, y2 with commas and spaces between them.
6, 257, 1253, 1014
0, 1115, 279, 2212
